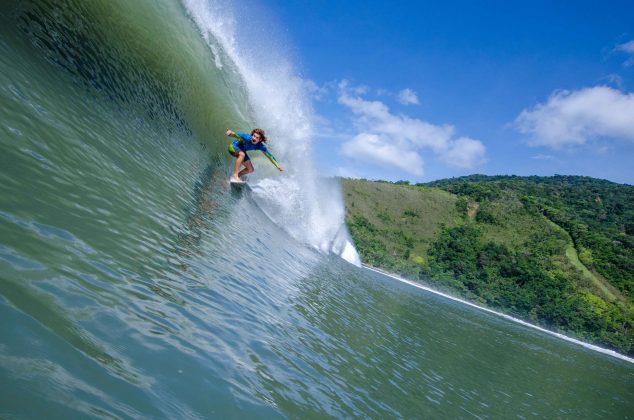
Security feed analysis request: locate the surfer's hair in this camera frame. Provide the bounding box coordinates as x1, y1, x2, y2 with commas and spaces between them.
251, 128, 267, 142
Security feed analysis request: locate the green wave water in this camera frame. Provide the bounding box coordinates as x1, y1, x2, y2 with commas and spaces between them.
1, 0, 633, 418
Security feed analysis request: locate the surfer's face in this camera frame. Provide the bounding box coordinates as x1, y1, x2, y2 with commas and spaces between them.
251, 133, 262, 144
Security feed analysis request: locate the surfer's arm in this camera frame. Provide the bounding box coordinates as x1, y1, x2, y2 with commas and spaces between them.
262, 148, 284, 171
225, 129, 241, 140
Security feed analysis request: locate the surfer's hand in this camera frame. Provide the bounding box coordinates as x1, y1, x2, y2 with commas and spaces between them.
278, 166, 284, 172
225, 128, 233, 136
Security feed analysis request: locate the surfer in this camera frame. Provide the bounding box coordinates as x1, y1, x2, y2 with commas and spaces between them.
226, 128, 284, 182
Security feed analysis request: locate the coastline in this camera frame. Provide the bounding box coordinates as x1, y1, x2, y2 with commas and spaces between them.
361, 263, 634, 364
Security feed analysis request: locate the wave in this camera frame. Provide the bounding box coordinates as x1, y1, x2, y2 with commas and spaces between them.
182, 0, 359, 263
6, 0, 358, 262
1, 1, 633, 418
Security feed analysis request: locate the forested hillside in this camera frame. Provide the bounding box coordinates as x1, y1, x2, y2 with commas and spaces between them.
341, 176, 634, 355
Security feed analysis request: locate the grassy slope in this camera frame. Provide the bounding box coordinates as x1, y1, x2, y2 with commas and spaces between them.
341, 176, 633, 355
341, 179, 458, 268
548, 218, 622, 304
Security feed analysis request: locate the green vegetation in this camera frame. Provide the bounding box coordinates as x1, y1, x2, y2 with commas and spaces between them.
341, 176, 634, 356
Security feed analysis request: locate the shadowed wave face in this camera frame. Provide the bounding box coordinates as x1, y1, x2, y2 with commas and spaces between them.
0, 1, 633, 418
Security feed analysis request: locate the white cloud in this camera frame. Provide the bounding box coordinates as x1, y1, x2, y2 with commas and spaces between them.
376, 88, 390, 96
338, 79, 369, 95
531, 154, 556, 161
514, 86, 634, 148
339, 92, 454, 152
616, 40, 634, 53
303, 79, 327, 100
340, 133, 424, 176
615, 40, 634, 66
337, 84, 486, 176
601, 73, 624, 89
397, 88, 419, 105
441, 137, 487, 169
616, 39, 634, 54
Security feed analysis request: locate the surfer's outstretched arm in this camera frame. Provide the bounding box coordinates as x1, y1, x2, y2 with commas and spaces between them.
262, 148, 284, 171
226, 128, 241, 140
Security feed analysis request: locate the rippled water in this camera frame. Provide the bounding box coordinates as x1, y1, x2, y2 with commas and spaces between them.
5, 200, 633, 418
1, 1, 633, 418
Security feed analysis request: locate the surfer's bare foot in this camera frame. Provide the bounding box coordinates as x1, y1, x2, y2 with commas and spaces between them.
230, 175, 241, 183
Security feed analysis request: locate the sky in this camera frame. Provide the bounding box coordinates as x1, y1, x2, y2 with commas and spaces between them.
243, 0, 634, 184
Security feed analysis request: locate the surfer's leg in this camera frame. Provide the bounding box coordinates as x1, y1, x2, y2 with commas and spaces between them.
238, 160, 254, 177
232, 151, 246, 179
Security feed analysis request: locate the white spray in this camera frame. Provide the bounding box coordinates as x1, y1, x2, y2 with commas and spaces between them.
182, 0, 360, 265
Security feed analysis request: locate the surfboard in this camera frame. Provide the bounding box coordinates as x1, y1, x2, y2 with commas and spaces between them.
230, 180, 250, 193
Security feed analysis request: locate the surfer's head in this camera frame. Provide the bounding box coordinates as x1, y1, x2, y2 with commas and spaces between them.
251, 128, 267, 144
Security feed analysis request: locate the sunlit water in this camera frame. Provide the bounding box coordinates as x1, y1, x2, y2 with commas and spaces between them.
1, 1, 632, 418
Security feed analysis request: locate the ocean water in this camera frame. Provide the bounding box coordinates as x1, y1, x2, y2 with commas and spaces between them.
0, 0, 632, 418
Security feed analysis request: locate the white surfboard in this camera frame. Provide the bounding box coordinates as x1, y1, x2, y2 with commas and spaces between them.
230, 179, 250, 192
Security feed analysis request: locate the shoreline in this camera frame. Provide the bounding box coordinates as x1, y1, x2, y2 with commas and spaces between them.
361, 263, 634, 364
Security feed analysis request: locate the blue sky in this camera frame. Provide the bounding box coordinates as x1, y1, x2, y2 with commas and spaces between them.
245, 0, 634, 184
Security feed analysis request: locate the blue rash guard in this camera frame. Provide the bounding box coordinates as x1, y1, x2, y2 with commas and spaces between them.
227, 132, 281, 170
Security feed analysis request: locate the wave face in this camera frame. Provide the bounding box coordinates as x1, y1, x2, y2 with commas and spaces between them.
0, 0, 632, 418
182, 0, 360, 263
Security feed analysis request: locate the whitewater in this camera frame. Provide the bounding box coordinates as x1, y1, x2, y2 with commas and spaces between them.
0, 0, 632, 418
